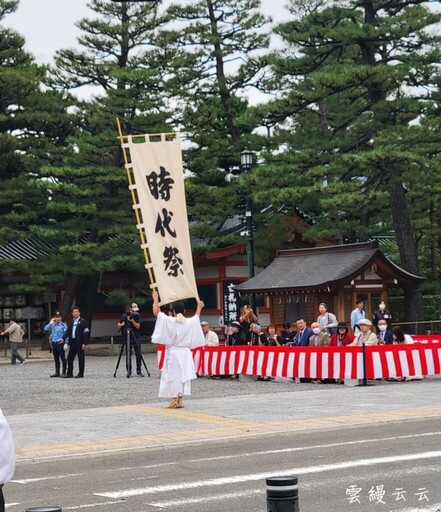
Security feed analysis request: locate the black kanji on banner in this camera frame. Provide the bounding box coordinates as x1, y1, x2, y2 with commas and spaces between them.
155, 208, 177, 238
163, 246, 184, 277
223, 281, 241, 325
146, 166, 175, 201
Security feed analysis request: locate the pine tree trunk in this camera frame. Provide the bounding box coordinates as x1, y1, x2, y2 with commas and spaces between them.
207, 0, 241, 143
60, 274, 81, 320
360, 2, 423, 326
78, 274, 100, 331
429, 201, 438, 283
389, 181, 423, 325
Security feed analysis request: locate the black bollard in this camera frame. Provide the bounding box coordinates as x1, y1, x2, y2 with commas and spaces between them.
266, 476, 299, 512
26, 508, 62, 512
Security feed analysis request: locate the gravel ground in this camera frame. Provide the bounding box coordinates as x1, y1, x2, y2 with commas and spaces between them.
1, 353, 439, 416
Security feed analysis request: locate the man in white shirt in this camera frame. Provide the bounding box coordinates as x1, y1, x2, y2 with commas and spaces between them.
201, 321, 219, 379
201, 321, 219, 346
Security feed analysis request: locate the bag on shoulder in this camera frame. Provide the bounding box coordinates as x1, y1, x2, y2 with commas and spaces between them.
326, 314, 338, 335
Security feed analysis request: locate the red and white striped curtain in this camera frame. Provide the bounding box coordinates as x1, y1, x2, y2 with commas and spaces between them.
157, 342, 441, 380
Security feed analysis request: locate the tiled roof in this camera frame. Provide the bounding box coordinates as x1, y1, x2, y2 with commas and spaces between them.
0, 237, 58, 261
0, 235, 126, 261
235, 241, 424, 293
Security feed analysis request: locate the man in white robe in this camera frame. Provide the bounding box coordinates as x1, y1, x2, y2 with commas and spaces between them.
0, 410, 15, 512
151, 290, 205, 408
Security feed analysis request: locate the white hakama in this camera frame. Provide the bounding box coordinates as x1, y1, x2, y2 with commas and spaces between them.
0, 409, 15, 485
151, 312, 205, 398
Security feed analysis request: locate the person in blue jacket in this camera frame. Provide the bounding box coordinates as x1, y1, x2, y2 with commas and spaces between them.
44, 312, 68, 377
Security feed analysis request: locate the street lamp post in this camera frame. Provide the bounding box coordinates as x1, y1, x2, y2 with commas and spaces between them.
240, 150, 256, 311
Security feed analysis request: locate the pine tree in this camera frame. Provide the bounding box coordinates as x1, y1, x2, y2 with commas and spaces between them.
252, 0, 441, 320
0, 0, 71, 244
27, 0, 173, 321
159, 0, 271, 247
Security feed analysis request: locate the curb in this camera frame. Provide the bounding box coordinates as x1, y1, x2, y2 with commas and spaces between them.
0, 343, 158, 362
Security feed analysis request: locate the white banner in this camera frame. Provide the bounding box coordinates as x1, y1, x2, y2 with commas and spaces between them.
123, 133, 199, 305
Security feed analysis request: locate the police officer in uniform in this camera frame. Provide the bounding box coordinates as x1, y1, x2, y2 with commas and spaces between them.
44, 312, 68, 377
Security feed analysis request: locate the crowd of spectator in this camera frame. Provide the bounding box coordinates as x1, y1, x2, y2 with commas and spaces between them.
199, 299, 422, 383
200, 299, 415, 350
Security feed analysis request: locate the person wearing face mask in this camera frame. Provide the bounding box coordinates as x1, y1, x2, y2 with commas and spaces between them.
309, 322, 330, 347
228, 321, 247, 380
229, 321, 248, 346
376, 319, 393, 344
373, 301, 393, 329
308, 322, 330, 384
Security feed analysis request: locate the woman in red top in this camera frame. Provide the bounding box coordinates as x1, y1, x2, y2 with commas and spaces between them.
329, 322, 354, 347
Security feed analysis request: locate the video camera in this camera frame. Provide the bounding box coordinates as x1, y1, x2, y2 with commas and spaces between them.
121, 312, 135, 331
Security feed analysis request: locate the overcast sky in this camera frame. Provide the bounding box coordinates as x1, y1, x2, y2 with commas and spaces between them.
6, 0, 290, 65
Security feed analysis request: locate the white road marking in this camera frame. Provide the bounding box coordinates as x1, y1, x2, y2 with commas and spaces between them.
148, 489, 264, 508
63, 501, 125, 510
75, 431, 441, 478
5, 504, 20, 509
11, 473, 80, 484
94, 450, 441, 499
189, 431, 441, 463
392, 505, 441, 512
108, 462, 178, 472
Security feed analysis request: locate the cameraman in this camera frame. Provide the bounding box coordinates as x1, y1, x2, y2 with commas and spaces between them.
117, 303, 143, 377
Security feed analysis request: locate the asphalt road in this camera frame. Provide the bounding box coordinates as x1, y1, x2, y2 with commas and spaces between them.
1, 356, 441, 512
6, 418, 441, 512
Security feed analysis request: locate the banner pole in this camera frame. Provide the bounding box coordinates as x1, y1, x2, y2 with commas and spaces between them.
116, 117, 156, 293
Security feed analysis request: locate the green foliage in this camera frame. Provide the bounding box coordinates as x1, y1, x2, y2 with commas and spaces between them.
157, 0, 272, 248
251, 0, 441, 296
1, 0, 441, 321
11, 0, 173, 313
0, 2, 74, 244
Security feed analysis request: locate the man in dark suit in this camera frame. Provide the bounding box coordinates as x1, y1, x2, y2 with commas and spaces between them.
62, 307, 90, 378
373, 301, 393, 328
376, 318, 393, 345
294, 318, 313, 346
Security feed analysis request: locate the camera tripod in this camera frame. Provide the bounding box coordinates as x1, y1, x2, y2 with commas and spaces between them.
113, 327, 150, 378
